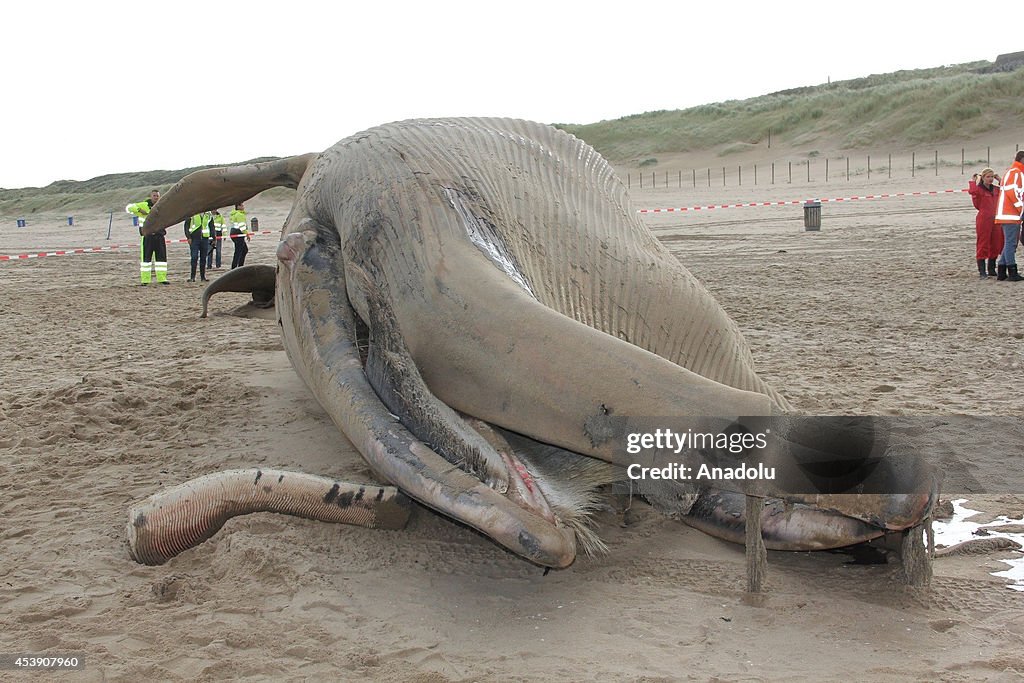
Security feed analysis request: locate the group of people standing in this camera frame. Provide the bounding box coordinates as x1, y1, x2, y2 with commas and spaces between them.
969, 150, 1024, 281
126, 191, 252, 285
183, 204, 251, 282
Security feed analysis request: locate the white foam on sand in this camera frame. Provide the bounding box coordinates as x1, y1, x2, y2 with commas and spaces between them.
932, 499, 1024, 591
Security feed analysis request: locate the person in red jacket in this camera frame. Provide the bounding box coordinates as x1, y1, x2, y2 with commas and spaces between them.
994, 151, 1024, 281
968, 168, 1002, 278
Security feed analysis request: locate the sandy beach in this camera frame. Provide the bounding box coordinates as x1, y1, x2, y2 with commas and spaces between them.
1, 157, 1023, 681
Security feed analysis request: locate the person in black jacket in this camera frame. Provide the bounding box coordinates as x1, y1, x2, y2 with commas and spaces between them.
206, 209, 226, 270
184, 212, 213, 282
229, 203, 250, 269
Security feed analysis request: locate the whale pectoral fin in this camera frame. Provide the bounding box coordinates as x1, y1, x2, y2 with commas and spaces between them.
142, 153, 317, 235
400, 242, 775, 468
201, 265, 276, 318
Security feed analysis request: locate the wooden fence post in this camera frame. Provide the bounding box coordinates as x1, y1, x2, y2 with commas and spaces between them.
620, 142, 1024, 194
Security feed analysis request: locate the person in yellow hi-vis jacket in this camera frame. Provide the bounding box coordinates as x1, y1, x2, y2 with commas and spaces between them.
125, 189, 169, 285
184, 211, 214, 282
229, 202, 250, 269
207, 209, 226, 270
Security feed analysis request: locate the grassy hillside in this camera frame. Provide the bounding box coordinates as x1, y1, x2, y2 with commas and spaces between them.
556, 61, 1024, 163
4, 57, 1023, 214
0, 159, 293, 215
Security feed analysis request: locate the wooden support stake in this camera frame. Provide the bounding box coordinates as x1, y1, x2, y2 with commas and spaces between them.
745, 495, 767, 593
898, 521, 933, 586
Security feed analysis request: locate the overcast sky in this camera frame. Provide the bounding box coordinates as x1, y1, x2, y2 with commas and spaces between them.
3, 1, 1018, 188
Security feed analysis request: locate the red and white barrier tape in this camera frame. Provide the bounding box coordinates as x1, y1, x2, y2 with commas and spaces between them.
0, 230, 275, 262
637, 188, 967, 214
0, 190, 977, 261
0, 245, 126, 261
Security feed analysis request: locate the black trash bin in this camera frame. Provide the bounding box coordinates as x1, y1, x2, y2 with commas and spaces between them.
803, 200, 821, 231
251, 217, 259, 232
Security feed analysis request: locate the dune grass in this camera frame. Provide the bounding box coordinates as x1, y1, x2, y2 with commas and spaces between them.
556, 61, 1024, 162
